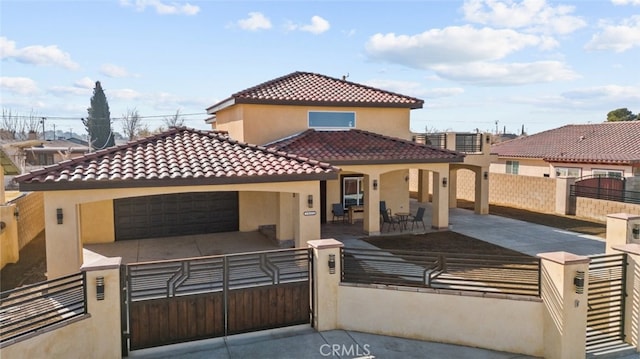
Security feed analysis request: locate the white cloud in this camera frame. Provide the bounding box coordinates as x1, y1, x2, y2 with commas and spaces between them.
462, 0, 586, 35
0, 77, 39, 95
237, 12, 272, 31
0, 37, 79, 70
75, 77, 96, 89
366, 26, 554, 67
119, 0, 199, 15
585, 15, 640, 52
286, 15, 330, 34
431, 61, 579, 86
300, 16, 330, 34
611, 0, 640, 5
100, 64, 138, 78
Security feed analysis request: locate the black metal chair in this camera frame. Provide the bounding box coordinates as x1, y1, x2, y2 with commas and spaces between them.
409, 207, 426, 230
332, 203, 347, 223
380, 209, 399, 232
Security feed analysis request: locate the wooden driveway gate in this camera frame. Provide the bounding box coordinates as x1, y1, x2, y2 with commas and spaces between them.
586, 253, 627, 354
121, 248, 312, 352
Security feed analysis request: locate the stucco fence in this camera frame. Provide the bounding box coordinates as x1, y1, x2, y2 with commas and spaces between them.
1, 192, 45, 269
454, 171, 640, 222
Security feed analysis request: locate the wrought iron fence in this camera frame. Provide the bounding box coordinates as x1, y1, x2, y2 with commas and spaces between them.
341, 247, 540, 296
126, 248, 310, 301
455, 133, 483, 153
570, 185, 640, 205
0, 272, 87, 345
412, 133, 446, 148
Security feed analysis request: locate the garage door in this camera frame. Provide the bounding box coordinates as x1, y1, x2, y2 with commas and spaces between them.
114, 192, 239, 241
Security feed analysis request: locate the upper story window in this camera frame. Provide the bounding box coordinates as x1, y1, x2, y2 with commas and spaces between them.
308, 111, 355, 129
506, 160, 519, 174
592, 169, 623, 178
555, 167, 581, 178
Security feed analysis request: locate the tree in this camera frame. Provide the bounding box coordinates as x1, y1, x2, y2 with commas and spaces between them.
83, 81, 115, 150
163, 109, 185, 128
606, 108, 638, 122
121, 108, 143, 141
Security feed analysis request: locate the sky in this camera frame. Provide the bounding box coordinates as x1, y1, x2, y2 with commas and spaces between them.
1, 0, 639, 138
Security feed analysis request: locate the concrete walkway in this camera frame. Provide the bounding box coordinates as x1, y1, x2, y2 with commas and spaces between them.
126, 325, 538, 359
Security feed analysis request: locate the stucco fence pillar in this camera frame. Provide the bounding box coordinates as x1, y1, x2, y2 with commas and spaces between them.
538, 251, 590, 359
308, 238, 343, 331
555, 176, 576, 216
606, 213, 640, 351
0, 257, 122, 358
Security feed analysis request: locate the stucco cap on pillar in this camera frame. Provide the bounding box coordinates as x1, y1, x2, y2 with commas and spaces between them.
607, 213, 640, 220
81, 256, 122, 271
537, 251, 590, 265
308, 238, 344, 249
612, 243, 640, 256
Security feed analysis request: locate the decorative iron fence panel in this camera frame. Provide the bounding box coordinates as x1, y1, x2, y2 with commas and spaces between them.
124, 248, 311, 351
455, 133, 483, 153
341, 247, 540, 296
0, 272, 86, 345
570, 175, 640, 204
586, 253, 627, 353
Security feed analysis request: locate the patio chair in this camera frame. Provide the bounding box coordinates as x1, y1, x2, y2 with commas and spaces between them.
379, 201, 392, 216
409, 207, 426, 231
332, 203, 347, 223
380, 209, 399, 232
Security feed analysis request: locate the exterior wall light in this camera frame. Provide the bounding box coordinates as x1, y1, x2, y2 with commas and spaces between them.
633, 224, 640, 240
307, 195, 313, 208
574, 271, 585, 294
328, 254, 336, 274
483, 171, 489, 180
442, 177, 448, 187
373, 179, 378, 190
14, 208, 19, 218
56, 208, 63, 224
96, 276, 105, 300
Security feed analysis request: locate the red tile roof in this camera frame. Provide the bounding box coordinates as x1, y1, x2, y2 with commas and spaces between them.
207, 71, 424, 113
15, 127, 338, 191
492, 122, 640, 165
267, 129, 464, 165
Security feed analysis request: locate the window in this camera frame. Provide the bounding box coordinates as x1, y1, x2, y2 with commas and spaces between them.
342, 175, 364, 208
505, 160, 519, 174
308, 111, 355, 128
592, 169, 623, 178
555, 167, 581, 178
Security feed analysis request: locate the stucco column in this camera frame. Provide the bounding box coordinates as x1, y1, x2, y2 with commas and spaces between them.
555, 176, 576, 216
448, 169, 457, 209
363, 174, 380, 235
44, 192, 82, 278
611, 244, 640, 351
80, 257, 123, 358
0, 204, 19, 267
417, 169, 430, 203
276, 192, 294, 243
294, 187, 321, 248
475, 167, 489, 214
445, 132, 456, 151
606, 213, 640, 253
308, 239, 343, 331
538, 251, 590, 359
431, 171, 449, 229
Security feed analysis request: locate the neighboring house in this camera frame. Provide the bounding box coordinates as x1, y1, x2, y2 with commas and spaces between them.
15, 71, 491, 278
490, 122, 640, 179
1, 138, 90, 181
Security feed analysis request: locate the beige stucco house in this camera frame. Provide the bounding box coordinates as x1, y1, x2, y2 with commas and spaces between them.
15, 71, 491, 279
490, 122, 640, 179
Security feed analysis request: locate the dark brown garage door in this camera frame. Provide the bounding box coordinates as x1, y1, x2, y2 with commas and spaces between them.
114, 192, 239, 241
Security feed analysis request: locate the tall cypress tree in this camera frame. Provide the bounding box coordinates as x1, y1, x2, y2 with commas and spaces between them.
83, 81, 115, 149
